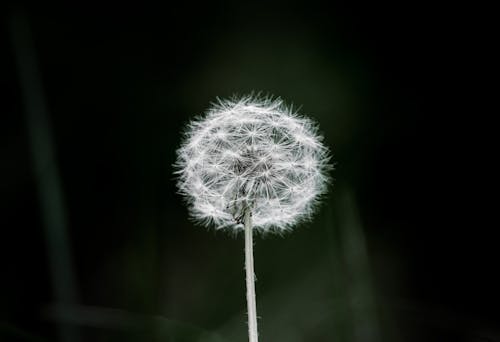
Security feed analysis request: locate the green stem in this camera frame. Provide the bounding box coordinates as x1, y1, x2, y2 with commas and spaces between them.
244, 208, 259, 342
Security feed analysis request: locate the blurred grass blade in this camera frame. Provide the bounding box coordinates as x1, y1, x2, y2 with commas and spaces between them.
323, 203, 351, 341
8, 9, 80, 342
338, 188, 381, 342
0, 321, 48, 342
44, 304, 228, 342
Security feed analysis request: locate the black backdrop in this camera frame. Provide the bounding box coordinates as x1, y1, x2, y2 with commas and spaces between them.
1, 2, 495, 342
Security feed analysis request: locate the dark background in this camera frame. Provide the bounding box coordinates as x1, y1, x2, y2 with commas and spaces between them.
1, 2, 495, 342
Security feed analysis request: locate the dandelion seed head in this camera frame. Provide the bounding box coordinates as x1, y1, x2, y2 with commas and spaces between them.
174, 95, 332, 233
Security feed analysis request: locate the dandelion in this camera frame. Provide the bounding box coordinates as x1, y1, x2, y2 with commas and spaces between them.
174, 95, 332, 341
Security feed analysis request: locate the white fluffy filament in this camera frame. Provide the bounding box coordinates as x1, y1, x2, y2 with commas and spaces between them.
175, 95, 331, 233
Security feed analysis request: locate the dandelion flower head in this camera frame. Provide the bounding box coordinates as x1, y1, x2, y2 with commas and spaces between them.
175, 95, 331, 233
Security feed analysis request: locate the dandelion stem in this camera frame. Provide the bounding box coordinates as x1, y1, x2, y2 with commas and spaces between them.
244, 207, 259, 342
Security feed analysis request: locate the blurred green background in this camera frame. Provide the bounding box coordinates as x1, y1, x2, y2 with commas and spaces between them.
1, 3, 496, 342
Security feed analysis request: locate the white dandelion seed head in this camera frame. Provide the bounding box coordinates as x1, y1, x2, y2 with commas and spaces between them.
174, 95, 332, 233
